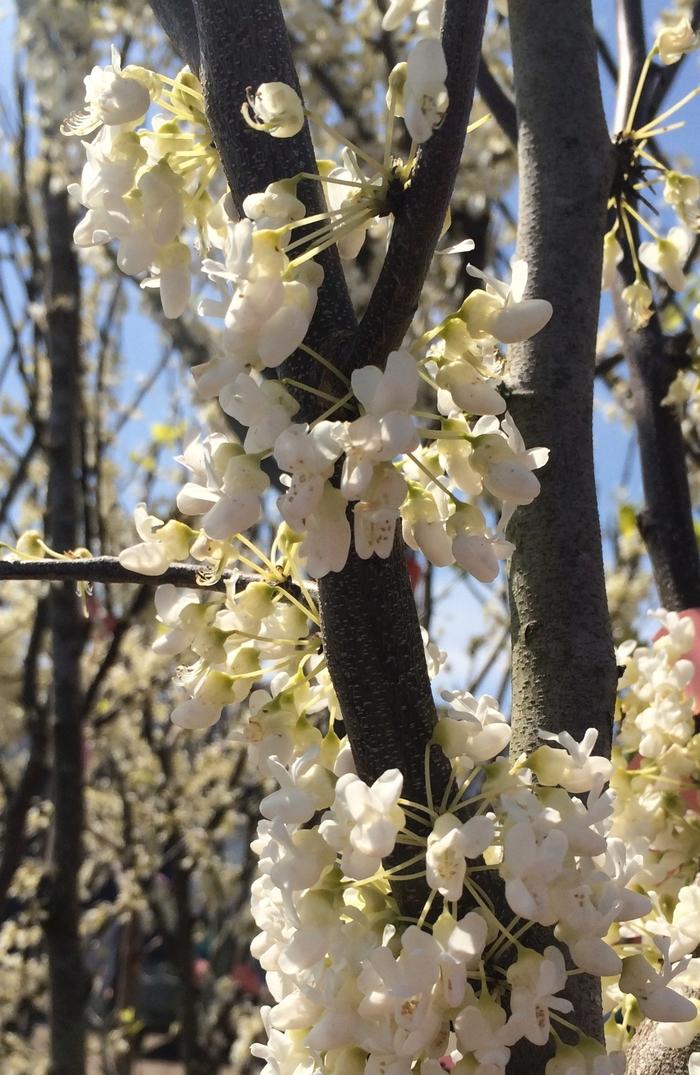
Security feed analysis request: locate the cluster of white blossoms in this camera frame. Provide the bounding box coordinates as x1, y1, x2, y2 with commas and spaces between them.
108, 573, 699, 1072
244, 668, 700, 1075
63, 50, 223, 317
57, 54, 552, 581
603, 611, 700, 1053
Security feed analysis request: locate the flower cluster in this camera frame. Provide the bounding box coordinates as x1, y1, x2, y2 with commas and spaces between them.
63, 53, 222, 317
604, 611, 700, 1051
245, 675, 691, 1075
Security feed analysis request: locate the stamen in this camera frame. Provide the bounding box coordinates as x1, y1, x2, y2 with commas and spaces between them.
621, 199, 661, 240
636, 86, 700, 136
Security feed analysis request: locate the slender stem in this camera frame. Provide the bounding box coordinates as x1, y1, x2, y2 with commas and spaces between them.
406, 451, 457, 503
299, 342, 351, 386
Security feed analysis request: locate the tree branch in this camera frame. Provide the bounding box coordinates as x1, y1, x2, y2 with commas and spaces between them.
42, 177, 88, 1075
343, 0, 488, 371
476, 55, 517, 147
0, 556, 314, 596
504, 0, 617, 1059
613, 0, 700, 611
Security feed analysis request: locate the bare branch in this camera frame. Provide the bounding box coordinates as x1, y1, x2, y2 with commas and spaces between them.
476, 55, 517, 147
0, 556, 230, 591
42, 175, 88, 1075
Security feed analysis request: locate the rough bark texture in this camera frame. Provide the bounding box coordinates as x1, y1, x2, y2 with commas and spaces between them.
505, 0, 617, 759
625, 1008, 700, 1075
504, 0, 618, 1062
43, 181, 88, 1075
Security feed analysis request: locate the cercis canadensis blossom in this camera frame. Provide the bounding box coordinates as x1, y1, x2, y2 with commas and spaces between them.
75, 49, 552, 584
57, 27, 700, 1075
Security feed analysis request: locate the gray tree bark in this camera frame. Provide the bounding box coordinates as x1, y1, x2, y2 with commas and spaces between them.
505, 0, 617, 760
504, 0, 618, 1064
42, 178, 88, 1075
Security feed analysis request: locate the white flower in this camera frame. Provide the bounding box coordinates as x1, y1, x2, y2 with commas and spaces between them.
656, 17, 699, 65
465, 258, 553, 344
319, 769, 405, 879
242, 83, 305, 138
299, 483, 352, 577
342, 351, 419, 499
669, 881, 700, 961
243, 180, 306, 230
324, 150, 379, 260
401, 485, 453, 567
500, 820, 568, 924
602, 229, 624, 290
275, 422, 345, 530
507, 946, 573, 1047
118, 503, 193, 575
152, 585, 202, 656
61, 45, 153, 136
529, 728, 613, 793
142, 239, 191, 318
358, 926, 442, 1042
219, 373, 299, 453
260, 750, 331, 825
401, 39, 449, 144
171, 697, 221, 730
426, 813, 494, 899
448, 505, 514, 582
437, 690, 512, 766
639, 227, 692, 292
619, 939, 697, 1022
621, 279, 653, 329
454, 990, 519, 1073
354, 465, 407, 560
470, 413, 549, 510
176, 436, 269, 541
